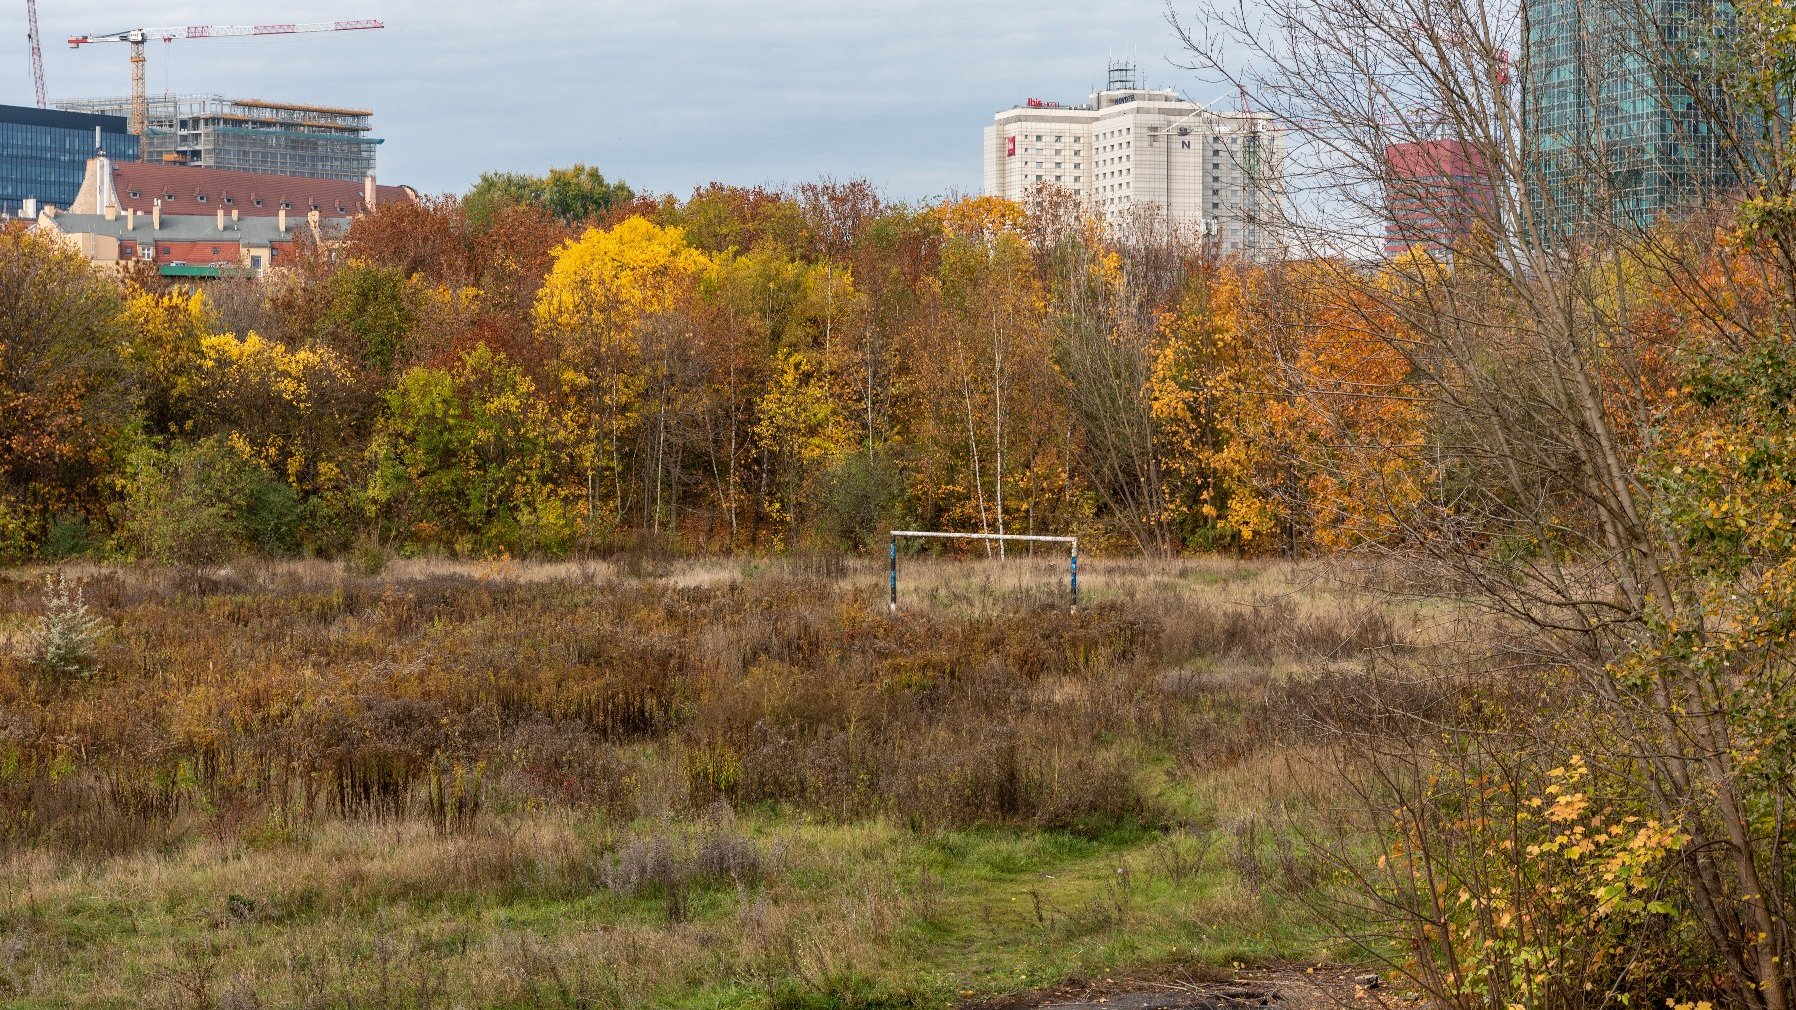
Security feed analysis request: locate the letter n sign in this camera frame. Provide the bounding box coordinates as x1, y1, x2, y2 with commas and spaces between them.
1007, 136, 1017, 157
1181, 140, 1192, 149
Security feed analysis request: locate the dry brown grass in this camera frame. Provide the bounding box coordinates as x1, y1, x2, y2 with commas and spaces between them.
0, 555, 1453, 1007
0, 556, 1434, 853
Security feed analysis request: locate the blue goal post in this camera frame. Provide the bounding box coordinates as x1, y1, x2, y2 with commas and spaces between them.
887, 531, 1078, 614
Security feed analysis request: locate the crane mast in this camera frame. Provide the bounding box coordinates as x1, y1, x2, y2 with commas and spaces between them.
25, 0, 46, 107
66, 20, 384, 158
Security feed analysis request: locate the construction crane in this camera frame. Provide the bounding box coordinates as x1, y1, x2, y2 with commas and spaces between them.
25, 0, 46, 107
66, 20, 383, 152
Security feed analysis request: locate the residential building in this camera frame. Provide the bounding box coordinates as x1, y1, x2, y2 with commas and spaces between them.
1384, 140, 1495, 259
66, 157, 414, 220
35, 204, 335, 277
56, 94, 381, 182
0, 104, 138, 216
35, 148, 409, 277
1523, 0, 1733, 230
983, 63, 1283, 256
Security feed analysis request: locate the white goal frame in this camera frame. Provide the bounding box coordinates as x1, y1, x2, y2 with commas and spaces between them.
887, 531, 1078, 614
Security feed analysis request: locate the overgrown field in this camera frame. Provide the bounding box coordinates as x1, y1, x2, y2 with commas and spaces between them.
0, 558, 1446, 1009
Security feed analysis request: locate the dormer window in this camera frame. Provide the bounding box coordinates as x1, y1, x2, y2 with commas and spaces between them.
223, 196, 233, 205
280, 201, 291, 209
128, 190, 140, 199
253, 198, 264, 207
196, 195, 207, 203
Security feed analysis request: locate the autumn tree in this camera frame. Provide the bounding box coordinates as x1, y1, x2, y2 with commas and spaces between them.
535, 217, 712, 538
465, 164, 634, 229
367, 343, 580, 555
0, 227, 129, 557
1179, 0, 1796, 999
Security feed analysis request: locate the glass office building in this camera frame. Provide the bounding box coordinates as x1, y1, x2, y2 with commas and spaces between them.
1524, 0, 1733, 234
0, 104, 139, 217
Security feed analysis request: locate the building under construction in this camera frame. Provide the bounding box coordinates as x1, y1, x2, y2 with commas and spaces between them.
54, 95, 380, 182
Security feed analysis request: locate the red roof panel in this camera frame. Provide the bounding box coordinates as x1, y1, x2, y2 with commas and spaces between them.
106, 162, 412, 219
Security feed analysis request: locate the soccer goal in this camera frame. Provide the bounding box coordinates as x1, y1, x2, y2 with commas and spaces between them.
887, 531, 1078, 614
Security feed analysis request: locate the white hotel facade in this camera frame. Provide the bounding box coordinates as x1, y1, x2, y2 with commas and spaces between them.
981, 65, 1283, 257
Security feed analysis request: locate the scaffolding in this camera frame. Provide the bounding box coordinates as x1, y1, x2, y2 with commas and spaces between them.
55, 94, 380, 181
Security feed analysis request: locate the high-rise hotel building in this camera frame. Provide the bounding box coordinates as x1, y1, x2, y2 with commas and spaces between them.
982, 64, 1283, 256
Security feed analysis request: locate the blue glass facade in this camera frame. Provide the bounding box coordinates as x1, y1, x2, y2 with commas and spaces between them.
0, 105, 139, 216
1524, 0, 1732, 233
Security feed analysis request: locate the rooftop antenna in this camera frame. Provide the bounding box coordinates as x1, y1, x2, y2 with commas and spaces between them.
1107, 59, 1139, 92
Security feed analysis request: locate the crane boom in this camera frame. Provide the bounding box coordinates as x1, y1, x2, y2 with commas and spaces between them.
65, 19, 384, 155
25, 0, 46, 107
67, 20, 384, 46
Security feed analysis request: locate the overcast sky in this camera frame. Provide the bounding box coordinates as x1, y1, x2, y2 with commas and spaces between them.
4, 1, 1225, 201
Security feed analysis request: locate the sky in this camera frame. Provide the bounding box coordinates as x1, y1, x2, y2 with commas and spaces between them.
3, 1, 1227, 202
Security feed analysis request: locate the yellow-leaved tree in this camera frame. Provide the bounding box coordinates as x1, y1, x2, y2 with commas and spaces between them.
181, 331, 363, 498
1148, 265, 1282, 551
534, 217, 713, 535
753, 350, 852, 542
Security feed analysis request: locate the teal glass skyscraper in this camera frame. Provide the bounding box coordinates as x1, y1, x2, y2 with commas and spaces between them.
1523, 0, 1734, 232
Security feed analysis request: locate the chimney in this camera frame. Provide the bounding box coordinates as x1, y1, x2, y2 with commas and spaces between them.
308, 209, 321, 231
127, 207, 136, 231
217, 208, 226, 232
104, 203, 118, 222
364, 172, 377, 212
152, 199, 161, 231
231, 208, 239, 223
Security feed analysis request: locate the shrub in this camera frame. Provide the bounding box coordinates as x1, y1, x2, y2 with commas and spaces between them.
27, 575, 107, 680
813, 450, 903, 550
116, 435, 302, 563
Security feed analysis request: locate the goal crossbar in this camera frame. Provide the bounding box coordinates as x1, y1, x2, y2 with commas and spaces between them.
887, 530, 1078, 614
889, 531, 1074, 544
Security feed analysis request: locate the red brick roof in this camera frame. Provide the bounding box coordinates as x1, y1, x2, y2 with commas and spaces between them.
105, 162, 414, 219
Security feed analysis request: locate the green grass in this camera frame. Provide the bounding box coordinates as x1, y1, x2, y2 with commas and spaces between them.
0, 777, 1343, 1009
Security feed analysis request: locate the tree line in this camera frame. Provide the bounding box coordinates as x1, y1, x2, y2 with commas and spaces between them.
1, 175, 1422, 563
